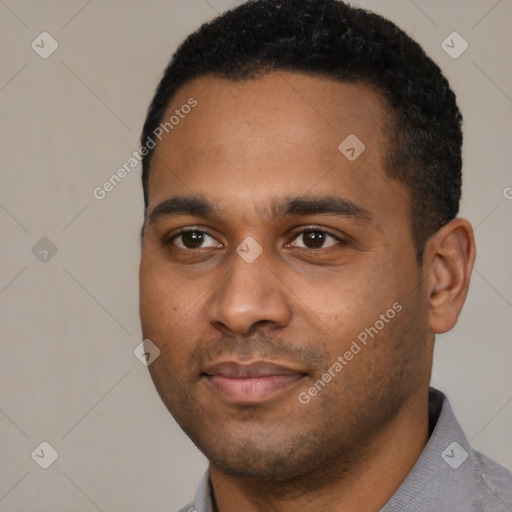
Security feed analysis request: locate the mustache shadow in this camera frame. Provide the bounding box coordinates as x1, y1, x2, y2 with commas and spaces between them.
189, 331, 329, 373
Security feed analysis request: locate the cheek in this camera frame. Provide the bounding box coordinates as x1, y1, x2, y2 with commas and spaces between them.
139, 257, 183, 342
304, 256, 415, 360
139, 259, 206, 365
313, 260, 395, 320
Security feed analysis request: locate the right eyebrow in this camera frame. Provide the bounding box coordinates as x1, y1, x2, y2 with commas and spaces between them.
148, 196, 217, 224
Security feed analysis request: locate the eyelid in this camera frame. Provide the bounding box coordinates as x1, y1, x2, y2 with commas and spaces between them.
287, 225, 347, 245
164, 226, 222, 247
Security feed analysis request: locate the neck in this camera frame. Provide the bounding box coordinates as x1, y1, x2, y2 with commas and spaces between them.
209, 387, 430, 512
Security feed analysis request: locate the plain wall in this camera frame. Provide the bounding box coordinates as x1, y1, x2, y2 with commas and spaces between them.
1, 1, 511, 510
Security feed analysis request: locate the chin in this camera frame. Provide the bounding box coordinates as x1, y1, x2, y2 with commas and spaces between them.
210, 452, 308, 481
195, 429, 327, 481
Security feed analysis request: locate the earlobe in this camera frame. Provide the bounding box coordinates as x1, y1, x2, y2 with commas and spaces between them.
424, 218, 476, 334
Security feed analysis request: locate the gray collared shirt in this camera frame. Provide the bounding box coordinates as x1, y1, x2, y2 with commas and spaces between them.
178, 388, 512, 511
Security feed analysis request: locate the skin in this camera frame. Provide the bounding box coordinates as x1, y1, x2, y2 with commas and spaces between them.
139, 72, 476, 511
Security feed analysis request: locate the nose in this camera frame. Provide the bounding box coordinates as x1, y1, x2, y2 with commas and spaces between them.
207, 250, 293, 335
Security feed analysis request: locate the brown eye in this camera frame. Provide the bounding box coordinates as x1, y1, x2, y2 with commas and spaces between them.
290, 229, 339, 249
170, 231, 221, 249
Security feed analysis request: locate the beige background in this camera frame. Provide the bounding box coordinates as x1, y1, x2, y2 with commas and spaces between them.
1, 0, 511, 510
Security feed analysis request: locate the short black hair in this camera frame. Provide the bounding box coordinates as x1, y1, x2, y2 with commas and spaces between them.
141, 0, 463, 261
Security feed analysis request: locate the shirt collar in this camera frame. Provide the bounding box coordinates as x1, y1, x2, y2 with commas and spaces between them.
380, 387, 476, 511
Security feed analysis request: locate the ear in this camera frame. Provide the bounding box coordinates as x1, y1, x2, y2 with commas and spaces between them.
422, 218, 476, 334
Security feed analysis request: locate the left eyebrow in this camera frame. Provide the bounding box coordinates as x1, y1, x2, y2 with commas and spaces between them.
269, 195, 373, 224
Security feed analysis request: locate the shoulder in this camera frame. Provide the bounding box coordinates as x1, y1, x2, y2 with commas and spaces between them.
470, 449, 512, 511
382, 389, 512, 512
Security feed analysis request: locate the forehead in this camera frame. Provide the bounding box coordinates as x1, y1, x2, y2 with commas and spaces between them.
153, 72, 389, 159
147, 72, 403, 218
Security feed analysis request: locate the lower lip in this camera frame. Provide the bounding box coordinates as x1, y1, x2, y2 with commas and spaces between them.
204, 374, 304, 404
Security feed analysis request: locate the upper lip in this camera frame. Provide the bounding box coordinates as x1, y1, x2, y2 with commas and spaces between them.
202, 360, 306, 378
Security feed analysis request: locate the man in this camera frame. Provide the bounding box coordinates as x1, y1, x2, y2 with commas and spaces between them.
138, 0, 512, 510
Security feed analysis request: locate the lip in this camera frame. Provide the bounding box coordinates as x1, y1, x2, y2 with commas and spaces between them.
202, 361, 306, 404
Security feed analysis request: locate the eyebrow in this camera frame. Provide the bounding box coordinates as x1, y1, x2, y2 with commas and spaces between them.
149, 196, 216, 223
148, 195, 373, 224
270, 196, 373, 223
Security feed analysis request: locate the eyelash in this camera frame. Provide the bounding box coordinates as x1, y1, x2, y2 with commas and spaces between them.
165, 226, 346, 250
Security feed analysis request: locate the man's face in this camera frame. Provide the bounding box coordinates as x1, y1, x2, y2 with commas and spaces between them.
139, 72, 432, 480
